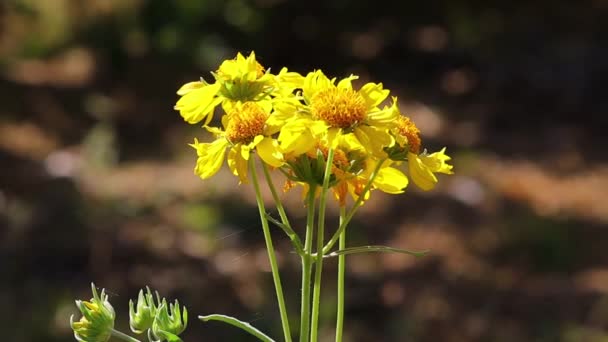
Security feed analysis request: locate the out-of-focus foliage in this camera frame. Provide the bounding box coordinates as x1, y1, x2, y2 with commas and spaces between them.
1, 0, 608, 341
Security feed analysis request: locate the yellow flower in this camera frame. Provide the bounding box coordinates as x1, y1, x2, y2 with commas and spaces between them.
408, 148, 453, 191
190, 102, 283, 183
174, 52, 276, 125
277, 70, 398, 158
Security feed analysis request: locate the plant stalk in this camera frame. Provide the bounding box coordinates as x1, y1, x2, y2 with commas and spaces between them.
335, 206, 347, 342
299, 186, 317, 342
249, 157, 293, 342
310, 149, 335, 341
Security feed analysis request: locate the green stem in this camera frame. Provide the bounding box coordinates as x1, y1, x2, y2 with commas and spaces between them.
249, 157, 293, 342
111, 329, 141, 342
299, 186, 317, 342
322, 159, 386, 254
310, 149, 335, 342
261, 160, 304, 255
335, 206, 347, 342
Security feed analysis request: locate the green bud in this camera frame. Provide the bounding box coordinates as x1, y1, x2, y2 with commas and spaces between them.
149, 299, 188, 341
129, 287, 159, 334
70, 283, 115, 342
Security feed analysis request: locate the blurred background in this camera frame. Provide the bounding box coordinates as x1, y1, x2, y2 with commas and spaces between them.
1, 0, 607, 341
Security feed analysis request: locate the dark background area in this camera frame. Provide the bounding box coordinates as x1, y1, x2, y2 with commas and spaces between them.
1, 0, 608, 341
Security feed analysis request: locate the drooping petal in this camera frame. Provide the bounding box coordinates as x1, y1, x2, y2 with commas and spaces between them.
175, 83, 222, 124
408, 152, 438, 191
374, 166, 409, 194
228, 145, 249, 183
278, 119, 318, 155
192, 138, 229, 179
339, 132, 365, 151
256, 137, 284, 167
354, 125, 394, 157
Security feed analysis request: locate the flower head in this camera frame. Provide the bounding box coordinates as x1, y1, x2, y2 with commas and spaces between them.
278, 70, 398, 159
174, 52, 276, 125
191, 102, 283, 183
70, 283, 115, 342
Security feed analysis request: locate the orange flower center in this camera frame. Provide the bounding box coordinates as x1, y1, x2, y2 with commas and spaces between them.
395, 116, 421, 154
311, 88, 367, 129
225, 103, 268, 144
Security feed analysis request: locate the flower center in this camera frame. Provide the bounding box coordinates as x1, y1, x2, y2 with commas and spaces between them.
311, 88, 367, 129
225, 103, 268, 144
395, 116, 421, 154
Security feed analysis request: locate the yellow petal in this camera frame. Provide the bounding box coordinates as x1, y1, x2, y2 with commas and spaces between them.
367, 97, 399, 126
374, 166, 409, 194
256, 137, 284, 167
422, 148, 454, 174
228, 145, 249, 183
175, 83, 221, 124
303, 70, 332, 102
278, 119, 317, 155
240, 142, 253, 161
408, 152, 438, 191
177, 81, 204, 95
359, 82, 389, 108
339, 132, 365, 151
277, 67, 305, 90
354, 125, 393, 157
193, 139, 229, 179
337, 74, 359, 90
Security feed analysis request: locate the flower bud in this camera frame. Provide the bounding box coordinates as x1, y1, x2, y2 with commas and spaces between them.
129, 287, 158, 334
70, 283, 115, 342
149, 299, 188, 341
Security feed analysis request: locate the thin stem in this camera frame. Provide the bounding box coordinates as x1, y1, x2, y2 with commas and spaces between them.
310, 148, 335, 342
335, 206, 347, 342
261, 160, 304, 255
249, 157, 293, 342
299, 186, 317, 342
111, 329, 141, 342
322, 159, 386, 254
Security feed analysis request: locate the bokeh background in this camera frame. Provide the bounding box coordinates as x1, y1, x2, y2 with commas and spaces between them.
2, 0, 608, 341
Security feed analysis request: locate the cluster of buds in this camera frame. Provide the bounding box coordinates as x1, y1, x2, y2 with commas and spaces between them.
175, 52, 452, 203
71, 284, 187, 342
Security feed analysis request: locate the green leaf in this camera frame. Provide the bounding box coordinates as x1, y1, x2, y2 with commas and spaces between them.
199, 314, 275, 342
324, 245, 429, 258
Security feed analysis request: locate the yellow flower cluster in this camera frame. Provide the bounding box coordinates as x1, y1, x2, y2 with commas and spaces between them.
175, 52, 453, 203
